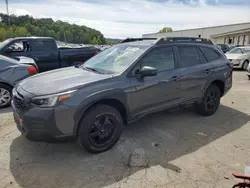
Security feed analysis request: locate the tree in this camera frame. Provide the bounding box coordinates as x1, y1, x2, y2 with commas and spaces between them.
0, 13, 106, 44
159, 27, 173, 33
0, 28, 7, 41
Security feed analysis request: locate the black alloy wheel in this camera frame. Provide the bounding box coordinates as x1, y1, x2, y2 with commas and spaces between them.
78, 104, 123, 153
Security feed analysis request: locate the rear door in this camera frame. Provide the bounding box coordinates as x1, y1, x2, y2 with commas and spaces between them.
199, 46, 228, 83
176, 45, 208, 103
29, 40, 59, 72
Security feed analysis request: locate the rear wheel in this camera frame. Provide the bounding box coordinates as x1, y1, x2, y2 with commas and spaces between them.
195, 84, 221, 116
0, 84, 12, 109
77, 104, 123, 153
242, 60, 249, 70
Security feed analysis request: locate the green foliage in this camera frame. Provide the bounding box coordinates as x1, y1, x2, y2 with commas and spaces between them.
159, 27, 173, 33
0, 13, 106, 44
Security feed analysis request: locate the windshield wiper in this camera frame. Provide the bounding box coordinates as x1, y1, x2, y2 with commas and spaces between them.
82, 66, 104, 74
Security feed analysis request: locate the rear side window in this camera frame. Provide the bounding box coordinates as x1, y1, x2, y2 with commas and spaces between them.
177, 46, 199, 68
200, 47, 221, 62
31, 40, 56, 52
32, 41, 44, 51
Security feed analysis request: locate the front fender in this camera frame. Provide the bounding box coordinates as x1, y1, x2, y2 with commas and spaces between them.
73, 88, 129, 134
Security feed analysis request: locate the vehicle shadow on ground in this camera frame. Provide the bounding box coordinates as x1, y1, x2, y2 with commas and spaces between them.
9, 105, 250, 188
0, 107, 12, 114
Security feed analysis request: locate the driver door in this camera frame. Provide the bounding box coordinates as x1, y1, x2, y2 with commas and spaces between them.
128, 46, 181, 119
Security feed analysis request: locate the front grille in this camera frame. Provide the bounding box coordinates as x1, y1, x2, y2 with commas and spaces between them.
13, 93, 26, 112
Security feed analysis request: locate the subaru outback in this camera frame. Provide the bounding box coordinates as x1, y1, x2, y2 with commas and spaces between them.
12, 37, 233, 153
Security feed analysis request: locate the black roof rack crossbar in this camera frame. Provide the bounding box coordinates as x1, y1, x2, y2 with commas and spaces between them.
156, 37, 213, 45
120, 38, 157, 43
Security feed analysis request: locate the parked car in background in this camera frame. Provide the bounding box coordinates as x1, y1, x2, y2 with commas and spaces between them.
217, 44, 230, 53
247, 63, 250, 79
12, 37, 232, 153
228, 44, 236, 50
0, 55, 37, 108
225, 47, 250, 70
0, 37, 100, 72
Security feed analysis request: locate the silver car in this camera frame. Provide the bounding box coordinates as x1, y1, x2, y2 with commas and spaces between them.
0, 55, 37, 108
225, 47, 250, 70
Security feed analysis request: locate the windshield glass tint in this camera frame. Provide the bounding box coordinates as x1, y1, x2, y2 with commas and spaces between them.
83, 44, 148, 74
228, 47, 242, 54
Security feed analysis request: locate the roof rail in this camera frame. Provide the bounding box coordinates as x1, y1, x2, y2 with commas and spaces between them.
120, 38, 157, 43
156, 37, 213, 45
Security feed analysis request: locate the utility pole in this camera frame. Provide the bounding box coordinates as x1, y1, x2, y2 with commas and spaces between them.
6, 0, 9, 16
6, 0, 10, 25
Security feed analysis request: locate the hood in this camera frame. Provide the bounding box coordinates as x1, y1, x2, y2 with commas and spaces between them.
225, 53, 243, 60
19, 66, 113, 96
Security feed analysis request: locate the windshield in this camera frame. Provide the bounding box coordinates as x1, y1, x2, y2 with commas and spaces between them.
0, 38, 13, 49
227, 47, 243, 54
83, 44, 148, 74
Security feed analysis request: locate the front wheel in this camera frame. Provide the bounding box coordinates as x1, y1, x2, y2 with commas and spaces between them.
242, 60, 249, 70
0, 84, 12, 109
195, 84, 221, 116
78, 104, 123, 153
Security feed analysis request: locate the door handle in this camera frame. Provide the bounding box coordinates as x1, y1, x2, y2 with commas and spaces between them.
205, 69, 211, 74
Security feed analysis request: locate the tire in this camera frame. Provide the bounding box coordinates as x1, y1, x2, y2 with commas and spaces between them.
242, 60, 249, 70
0, 84, 12, 109
77, 104, 123, 153
195, 84, 221, 116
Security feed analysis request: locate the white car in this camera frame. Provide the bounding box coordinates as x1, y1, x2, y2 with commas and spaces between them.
225, 47, 250, 70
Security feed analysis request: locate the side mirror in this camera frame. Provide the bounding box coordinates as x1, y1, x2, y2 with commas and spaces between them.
139, 66, 157, 78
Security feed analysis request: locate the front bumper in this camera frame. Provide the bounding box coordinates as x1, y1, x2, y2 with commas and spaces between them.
12, 101, 76, 142
229, 59, 243, 68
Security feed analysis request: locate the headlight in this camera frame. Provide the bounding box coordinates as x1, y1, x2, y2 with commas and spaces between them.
31, 90, 76, 107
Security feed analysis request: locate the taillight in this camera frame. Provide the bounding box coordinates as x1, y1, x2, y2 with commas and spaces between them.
27, 66, 37, 74
93, 50, 100, 56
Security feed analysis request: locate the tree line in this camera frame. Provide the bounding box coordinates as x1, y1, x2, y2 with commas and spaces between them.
0, 13, 106, 44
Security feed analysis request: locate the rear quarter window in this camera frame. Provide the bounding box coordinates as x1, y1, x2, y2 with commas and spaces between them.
200, 47, 221, 62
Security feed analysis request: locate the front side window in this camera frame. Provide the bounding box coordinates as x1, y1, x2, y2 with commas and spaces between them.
139, 47, 175, 72
83, 44, 148, 74
241, 48, 250, 54
6, 41, 27, 52
200, 47, 221, 62
178, 46, 199, 68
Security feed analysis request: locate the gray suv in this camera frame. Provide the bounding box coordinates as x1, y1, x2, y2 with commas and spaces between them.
12, 37, 233, 153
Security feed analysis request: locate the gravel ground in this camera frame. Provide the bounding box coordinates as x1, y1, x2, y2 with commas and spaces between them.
0, 71, 250, 188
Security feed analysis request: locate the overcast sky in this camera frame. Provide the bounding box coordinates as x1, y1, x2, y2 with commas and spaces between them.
0, 0, 250, 38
